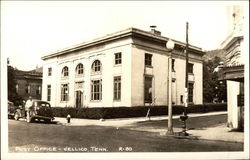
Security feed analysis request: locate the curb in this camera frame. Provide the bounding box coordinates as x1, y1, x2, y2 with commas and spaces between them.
54, 111, 228, 126
159, 131, 243, 143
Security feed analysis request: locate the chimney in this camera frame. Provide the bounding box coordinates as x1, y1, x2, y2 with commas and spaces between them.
150, 25, 161, 36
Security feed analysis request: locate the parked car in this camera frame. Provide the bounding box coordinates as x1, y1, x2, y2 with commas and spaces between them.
13, 100, 54, 123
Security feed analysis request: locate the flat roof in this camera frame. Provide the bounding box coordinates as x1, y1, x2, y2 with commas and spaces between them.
42, 27, 204, 60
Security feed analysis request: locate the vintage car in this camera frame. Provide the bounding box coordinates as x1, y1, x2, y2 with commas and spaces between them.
13, 100, 54, 123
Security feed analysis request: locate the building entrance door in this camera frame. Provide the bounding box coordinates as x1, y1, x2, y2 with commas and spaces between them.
75, 90, 83, 108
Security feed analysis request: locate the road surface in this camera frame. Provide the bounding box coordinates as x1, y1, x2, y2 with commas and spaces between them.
8, 114, 243, 152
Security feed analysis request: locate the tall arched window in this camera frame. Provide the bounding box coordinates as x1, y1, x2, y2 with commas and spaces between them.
62, 66, 69, 77
75, 63, 84, 76
92, 60, 101, 73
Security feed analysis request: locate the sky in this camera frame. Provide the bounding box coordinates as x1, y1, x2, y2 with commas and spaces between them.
1, 1, 247, 71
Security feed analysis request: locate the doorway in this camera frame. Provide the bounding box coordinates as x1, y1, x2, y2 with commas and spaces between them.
75, 90, 83, 108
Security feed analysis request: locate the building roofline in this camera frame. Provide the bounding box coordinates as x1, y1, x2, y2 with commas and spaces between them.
220, 31, 244, 50
41, 27, 204, 60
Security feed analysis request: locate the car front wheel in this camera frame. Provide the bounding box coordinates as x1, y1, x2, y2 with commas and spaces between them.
26, 117, 34, 123
14, 112, 19, 121
44, 119, 51, 124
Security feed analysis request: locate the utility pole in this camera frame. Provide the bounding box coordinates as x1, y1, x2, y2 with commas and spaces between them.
185, 22, 189, 111
179, 22, 189, 136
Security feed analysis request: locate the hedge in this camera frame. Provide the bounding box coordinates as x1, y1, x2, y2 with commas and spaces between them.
51, 103, 227, 119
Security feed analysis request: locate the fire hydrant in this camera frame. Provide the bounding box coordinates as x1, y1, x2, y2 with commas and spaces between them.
66, 114, 71, 123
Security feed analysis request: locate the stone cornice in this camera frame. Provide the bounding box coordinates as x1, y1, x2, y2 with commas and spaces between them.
42, 28, 204, 60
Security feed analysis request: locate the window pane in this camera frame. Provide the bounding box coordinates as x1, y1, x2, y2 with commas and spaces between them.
62, 67, 69, 77
145, 54, 152, 66
188, 63, 193, 73
61, 84, 68, 101
188, 83, 194, 102
144, 76, 152, 102
113, 76, 121, 100
76, 64, 83, 75
115, 53, 122, 65
91, 79, 102, 100
47, 85, 51, 101
92, 60, 101, 73
48, 68, 52, 76
118, 92, 120, 99
118, 83, 121, 90
172, 59, 175, 71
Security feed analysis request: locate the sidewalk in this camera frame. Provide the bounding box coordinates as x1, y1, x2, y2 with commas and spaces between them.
55, 111, 227, 127
187, 124, 244, 143
54, 111, 244, 143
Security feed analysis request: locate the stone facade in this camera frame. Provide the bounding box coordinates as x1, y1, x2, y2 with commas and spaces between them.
220, 5, 245, 130
41, 28, 204, 108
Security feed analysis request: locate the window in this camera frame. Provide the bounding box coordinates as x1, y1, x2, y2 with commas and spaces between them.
26, 85, 30, 94
172, 59, 175, 72
180, 95, 184, 104
92, 60, 101, 73
25, 86, 28, 94
61, 84, 69, 101
48, 68, 52, 76
114, 52, 122, 65
36, 85, 41, 95
47, 85, 51, 101
113, 76, 121, 100
16, 84, 19, 93
144, 76, 153, 103
75, 63, 84, 76
91, 80, 102, 100
145, 53, 152, 66
62, 66, 69, 77
188, 63, 194, 74
172, 79, 176, 104
188, 83, 194, 103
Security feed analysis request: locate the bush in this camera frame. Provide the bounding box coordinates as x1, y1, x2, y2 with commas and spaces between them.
51, 103, 227, 119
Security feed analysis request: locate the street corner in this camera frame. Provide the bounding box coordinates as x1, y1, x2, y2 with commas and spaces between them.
54, 120, 74, 126
53, 117, 74, 126
173, 132, 199, 140
60, 122, 74, 126
159, 129, 199, 140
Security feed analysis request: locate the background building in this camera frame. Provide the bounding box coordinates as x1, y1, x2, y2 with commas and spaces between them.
14, 67, 43, 100
220, 5, 245, 130
41, 27, 204, 108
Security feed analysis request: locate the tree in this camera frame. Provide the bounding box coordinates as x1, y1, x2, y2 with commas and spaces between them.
8, 65, 16, 99
8, 64, 23, 105
203, 56, 227, 103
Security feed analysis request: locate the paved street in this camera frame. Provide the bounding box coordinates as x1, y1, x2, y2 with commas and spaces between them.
8, 114, 243, 152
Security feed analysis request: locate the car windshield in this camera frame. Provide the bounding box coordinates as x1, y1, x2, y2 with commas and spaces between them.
35, 102, 51, 107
